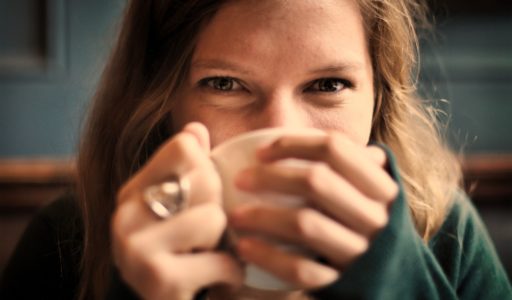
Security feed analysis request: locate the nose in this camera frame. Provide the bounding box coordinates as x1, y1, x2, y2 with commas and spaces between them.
252, 92, 310, 129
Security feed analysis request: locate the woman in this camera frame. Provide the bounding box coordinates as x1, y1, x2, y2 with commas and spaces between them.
1, 0, 510, 299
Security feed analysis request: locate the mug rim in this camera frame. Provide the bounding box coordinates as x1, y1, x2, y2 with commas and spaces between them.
211, 127, 325, 157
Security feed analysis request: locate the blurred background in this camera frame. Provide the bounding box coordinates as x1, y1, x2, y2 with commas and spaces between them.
0, 0, 511, 281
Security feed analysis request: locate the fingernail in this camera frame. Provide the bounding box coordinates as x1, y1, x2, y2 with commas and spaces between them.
256, 147, 271, 161
229, 204, 256, 227
295, 261, 339, 287
235, 169, 255, 190
315, 268, 340, 286
228, 207, 246, 224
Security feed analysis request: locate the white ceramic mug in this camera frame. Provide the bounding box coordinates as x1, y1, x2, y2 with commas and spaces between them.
210, 127, 325, 290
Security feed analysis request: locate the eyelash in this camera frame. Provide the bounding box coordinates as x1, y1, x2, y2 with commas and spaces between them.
306, 78, 353, 93
198, 76, 245, 93
197, 76, 352, 93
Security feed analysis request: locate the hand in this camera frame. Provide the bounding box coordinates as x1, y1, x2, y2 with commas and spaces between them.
230, 131, 398, 289
111, 122, 243, 300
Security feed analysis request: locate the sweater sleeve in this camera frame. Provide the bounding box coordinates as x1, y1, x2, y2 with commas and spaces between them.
428, 192, 512, 299
309, 148, 511, 300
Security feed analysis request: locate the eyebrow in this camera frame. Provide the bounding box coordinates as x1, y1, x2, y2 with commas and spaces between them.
191, 59, 364, 75
308, 62, 365, 75
191, 59, 254, 75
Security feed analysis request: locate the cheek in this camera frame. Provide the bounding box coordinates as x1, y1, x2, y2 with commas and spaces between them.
171, 98, 249, 147
312, 101, 374, 145
207, 122, 246, 147
356, 103, 374, 142
351, 92, 375, 144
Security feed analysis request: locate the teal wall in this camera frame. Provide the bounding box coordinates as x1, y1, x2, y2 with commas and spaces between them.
0, 2, 511, 157
0, 0, 125, 157
421, 15, 512, 153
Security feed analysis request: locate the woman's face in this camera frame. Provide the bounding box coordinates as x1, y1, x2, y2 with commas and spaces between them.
172, 0, 374, 147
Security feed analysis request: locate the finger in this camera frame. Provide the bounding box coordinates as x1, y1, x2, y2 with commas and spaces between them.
114, 168, 222, 242
176, 253, 244, 290
235, 163, 389, 236
230, 204, 369, 267
118, 130, 211, 203
185, 167, 223, 206
365, 145, 388, 167
257, 133, 397, 202
127, 252, 243, 300
183, 122, 211, 153
112, 192, 158, 238
236, 237, 339, 289
136, 203, 228, 253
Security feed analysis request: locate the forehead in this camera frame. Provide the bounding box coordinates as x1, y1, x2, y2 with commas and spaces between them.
193, 0, 369, 71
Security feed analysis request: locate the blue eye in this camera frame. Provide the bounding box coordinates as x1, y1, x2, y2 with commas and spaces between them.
199, 77, 243, 91
308, 78, 350, 92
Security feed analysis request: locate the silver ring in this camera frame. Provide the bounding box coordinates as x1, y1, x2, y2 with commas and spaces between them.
143, 176, 190, 219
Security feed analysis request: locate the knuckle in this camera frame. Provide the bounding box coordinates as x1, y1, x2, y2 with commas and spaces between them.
354, 237, 370, 255
191, 204, 227, 248
293, 208, 320, 239
303, 163, 328, 194
371, 205, 389, 230
192, 174, 222, 204
205, 170, 223, 196
188, 166, 223, 205
288, 260, 315, 285
362, 202, 389, 236
142, 257, 174, 294
113, 233, 143, 273
144, 256, 163, 279
114, 232, 183, 299
205, 204, 228, 231
172, 134, 196, 159
324, 133, 343, 157
122, 233, 144, 259
174, 132, 195, 149
386, 181, 400, 201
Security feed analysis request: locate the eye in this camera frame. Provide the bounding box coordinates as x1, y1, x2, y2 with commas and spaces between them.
198, 76, 244, 92
307, 78, 351, 93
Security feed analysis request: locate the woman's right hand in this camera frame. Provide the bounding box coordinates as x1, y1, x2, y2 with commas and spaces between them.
111, 122, 244, 300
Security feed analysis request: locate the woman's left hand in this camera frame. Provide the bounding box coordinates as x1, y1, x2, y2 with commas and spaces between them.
229, 131, 399, 289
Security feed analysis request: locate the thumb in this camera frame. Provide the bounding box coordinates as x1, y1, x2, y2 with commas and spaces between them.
182, 122, 211, 153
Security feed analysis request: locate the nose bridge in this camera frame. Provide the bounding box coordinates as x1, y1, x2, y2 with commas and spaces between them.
257, 91, 307, 128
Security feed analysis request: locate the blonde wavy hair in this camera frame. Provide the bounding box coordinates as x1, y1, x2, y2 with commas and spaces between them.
359, 0, 461, 240
77, 0, 461, 298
